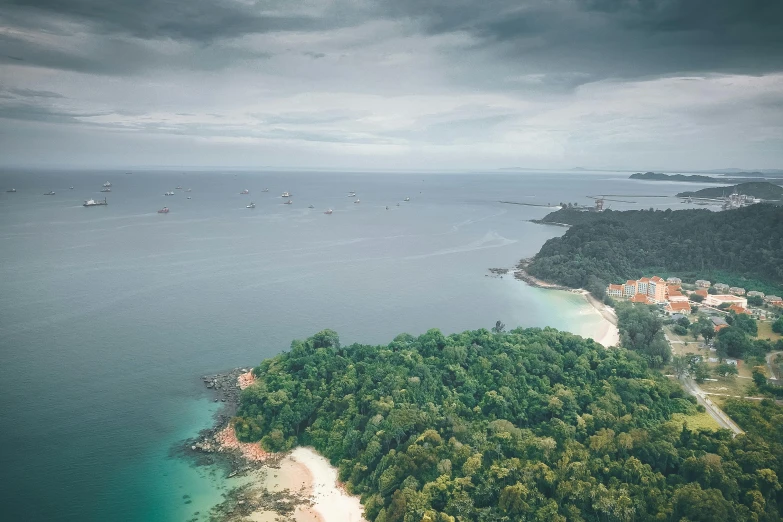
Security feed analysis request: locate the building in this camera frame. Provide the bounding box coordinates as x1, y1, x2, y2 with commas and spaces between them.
710, 316, 729, 332
636, 277, 650, 295
695, 280, 711, 288
631, 293, 651, 304
747, 291, 765, 298
648, 277, 667, 303
667, 291, 688, 303
728, 304, 749, 315
607, 284, 623, 298
694, 289, 708, 298
764, 295, 782, 304
666, 277, 682, 284
666, 301, 692, 315
713, 283, 730, 293
670, 313, 687, 322
704, 294, 748, 309
623, 280, 637, 297
729, 287, 746, 295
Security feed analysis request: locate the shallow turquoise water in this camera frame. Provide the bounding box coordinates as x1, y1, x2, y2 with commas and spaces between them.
0, 169, 697, 521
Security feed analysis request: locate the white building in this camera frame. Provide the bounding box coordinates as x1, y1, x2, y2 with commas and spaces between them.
695, 280, 711, 288
704, 295, 748, 309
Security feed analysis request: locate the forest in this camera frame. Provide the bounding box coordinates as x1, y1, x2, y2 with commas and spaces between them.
233, 328, 783, 521
676, 182, 783, 200
527, 204, 783, 293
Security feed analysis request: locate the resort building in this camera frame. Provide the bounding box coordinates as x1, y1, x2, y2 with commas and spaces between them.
704, 295, 748, 309
666, 301, 692, 315
695, 280, 711, 288
747, 291, 765, 298
729, 287, 746, 295
667, 291, 688, 303
666, 277, 682, 284
609, 275, 669, 304
607, 284, 623, 298
694, 289, 708, 298
623, 280, 637, 297
631, 293, 652, 304
648, 277, 666, 303
713, 283, 730, 293
728, 304, 750, 315
764, 295, 782, 304
711, 317, 729, 332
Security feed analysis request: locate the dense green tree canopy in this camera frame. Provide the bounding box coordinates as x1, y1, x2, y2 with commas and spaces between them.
234, 328, 782, 521
527, 205, 783, 292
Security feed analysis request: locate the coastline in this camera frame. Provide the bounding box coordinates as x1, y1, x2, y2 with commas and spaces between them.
187, 370, 366, 522
505, 259, 620, 348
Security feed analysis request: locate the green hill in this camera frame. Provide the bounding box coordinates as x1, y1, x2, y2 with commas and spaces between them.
630, 172, 718, 182
676, 182, 783, 200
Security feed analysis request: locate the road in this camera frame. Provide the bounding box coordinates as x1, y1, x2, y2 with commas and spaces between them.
664, 331, 744, 436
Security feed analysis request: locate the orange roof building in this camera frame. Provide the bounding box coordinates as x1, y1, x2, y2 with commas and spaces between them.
728, 304, 749, 315
631, 293, 650, 304
694, 289, 708, 298
665, 301, 692, 314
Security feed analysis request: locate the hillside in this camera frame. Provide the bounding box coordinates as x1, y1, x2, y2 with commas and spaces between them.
676, 182, 783, 200
234, 328, 783, 521
527, 204, 783, 293
630, 172, 718, 182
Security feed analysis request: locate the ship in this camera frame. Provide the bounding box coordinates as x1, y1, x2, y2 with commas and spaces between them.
6, 188, 16, 193
354, 199, 360, 204
103, 181, 112, 187
240, 189, 249, 195
83, 197, 108, 207
247, 202, 255, 209
284, 199, 293, 205
348, 192, 356, 197
281, 192, 291, 198
44, 191, 55, 195
186, 188, 192, 192
187, 196, 192, 199
164, 191, 175, 196
324, 209, 333, 214
404, 197, 410, 201
69, 186, 74, 190
158, 207, 169, 213
101, 187, 111, 192
262, 188, 270, 192
308, 205, 315, 209
176, 186, 182, 190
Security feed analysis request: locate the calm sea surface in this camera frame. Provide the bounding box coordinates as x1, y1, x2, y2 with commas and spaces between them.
0, 169, 714, 521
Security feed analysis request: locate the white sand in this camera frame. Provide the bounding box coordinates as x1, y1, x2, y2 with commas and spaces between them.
291, 447, 367, 522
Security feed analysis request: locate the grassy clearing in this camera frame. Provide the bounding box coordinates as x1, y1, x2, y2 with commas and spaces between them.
670, 412, 720, 432
757, 321, 782, 342
699, 375, 753, 398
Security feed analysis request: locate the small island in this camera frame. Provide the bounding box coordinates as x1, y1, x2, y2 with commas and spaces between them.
630, 171, 719, 183
676, 181, 783, 200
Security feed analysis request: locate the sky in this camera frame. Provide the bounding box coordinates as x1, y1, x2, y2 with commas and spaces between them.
1, 0, 782, 171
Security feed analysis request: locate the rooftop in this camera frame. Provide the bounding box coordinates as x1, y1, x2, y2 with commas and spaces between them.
667, 301, 692, 311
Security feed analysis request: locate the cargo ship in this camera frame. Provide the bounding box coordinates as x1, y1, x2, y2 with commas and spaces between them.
83, 197, 108, 207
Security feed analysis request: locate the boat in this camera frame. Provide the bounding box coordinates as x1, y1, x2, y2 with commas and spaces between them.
44, 191, 55, 195
386, 206, 389, 210
103, 181, 112, 187
101, 187, 111, 192
354, 199, 360, 204
281, 192, 291, 198
348, 192, 356, 197
158, 207, 169, 213
164, 191, 175, 196
324, 209, 333, 214
69, 186, 74, 190
396, 203, 400, 206
186, 188, 192, 192
6, 188, 16, 193
240, 189, 250, 195
262, 188, 269, 192
247, 202, 255, 209
187, 196, 192, 200
404, 197, 410, 201
83, 197, 108, 207
308, 205, 315, 209
176, 186, 182, 190
284, 199, 293, 205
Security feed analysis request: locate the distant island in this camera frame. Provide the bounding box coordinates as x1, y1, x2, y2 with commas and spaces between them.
527, 204, 783, 296
231, 327, 783, 521
676, 182, 783, 200
630, 172, 718, 182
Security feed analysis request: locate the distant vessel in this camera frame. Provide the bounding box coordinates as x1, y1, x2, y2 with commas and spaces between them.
348, 192, 356, 197
158, 207, 169, 213
6, 188, 16, 193
262, 188, 269, 192
176, 186, 182, 190
354, 199, 360, 204
284, 199, 293, 205
396, 203, 400, 206
281, 192, 291, 198
386, 206, 389, 210
187, 196, 192, 199
44, 191, 55, 195
404, 197, 410, 201
101, 187, 111, 192
240, 189, 250, 195
164, 191, 175, 196
69, 186, 74, 190
186, 188, 192, 192
83, 197, 107, 207
324, 209, 333, 214
308, 205, 315, 209
103, 181, 112, 187
247, 202, 255, 209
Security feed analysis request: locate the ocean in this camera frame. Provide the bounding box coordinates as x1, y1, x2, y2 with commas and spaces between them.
0, 169, 714, 521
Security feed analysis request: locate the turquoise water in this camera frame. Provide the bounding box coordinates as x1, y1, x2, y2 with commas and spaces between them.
0, 169, 700, 521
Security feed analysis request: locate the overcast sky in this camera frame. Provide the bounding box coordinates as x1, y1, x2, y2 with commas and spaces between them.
1, 0, 782, 170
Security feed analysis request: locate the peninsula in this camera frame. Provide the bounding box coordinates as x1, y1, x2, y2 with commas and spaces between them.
675, 181, 783, 200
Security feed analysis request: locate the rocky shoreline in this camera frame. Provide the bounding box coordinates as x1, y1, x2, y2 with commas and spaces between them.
512, 258, 569, 290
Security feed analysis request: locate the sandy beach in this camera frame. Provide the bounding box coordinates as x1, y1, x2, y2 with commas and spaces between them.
581, 290, 620, 348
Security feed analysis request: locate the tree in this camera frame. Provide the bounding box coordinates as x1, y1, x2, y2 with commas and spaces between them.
672, 355, 689, 378
715, 327, 752, 359
730, 313, 757, 336
676, 316, 691, 328
691, 294, 705, 303
752, 368, 768, 387
492, 321, 506, 334
673, 325, 688, 336
715, 363, 739, 379
748, 295, 764, 307
773, 317, 783, 334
